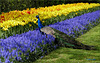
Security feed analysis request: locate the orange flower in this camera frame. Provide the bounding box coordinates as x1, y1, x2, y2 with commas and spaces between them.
15, 10, 18, 12
1, 12, 4, 14
21, 12, 24, 15
0, 21, 3, 23
57, 9, 61, 11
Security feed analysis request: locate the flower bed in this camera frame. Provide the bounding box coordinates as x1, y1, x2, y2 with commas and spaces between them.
0, 6, 100, 39
0, 30, 56, 63
0, 10, 100, 63
49, 10, 100, 38
0, 3, 100, 31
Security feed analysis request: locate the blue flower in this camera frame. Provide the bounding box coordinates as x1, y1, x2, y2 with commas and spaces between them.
26, 53, 29, 56
40, 56, 44, 59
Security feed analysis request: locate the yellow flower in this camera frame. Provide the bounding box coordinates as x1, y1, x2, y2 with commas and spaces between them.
26, 8, 29, 11
3, 27, 8, 31
19, 22, 25, 26
33, 21, 37, 24
4, 25, 10, 29
0, 24, 3, 27
29, 24, 32, 27
42, 21, 45, 23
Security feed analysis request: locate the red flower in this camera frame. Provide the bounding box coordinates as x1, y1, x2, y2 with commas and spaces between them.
27, 11, 30, 14
1, 18, 5, 21
1, 16, 4, 18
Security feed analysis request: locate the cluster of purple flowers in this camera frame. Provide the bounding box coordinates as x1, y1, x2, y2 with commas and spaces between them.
49, 10, 100, 38
0, 10, 100, 63
0, 30, 55, 63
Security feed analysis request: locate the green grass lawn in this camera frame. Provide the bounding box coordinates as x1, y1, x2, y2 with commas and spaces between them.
33, 23, 100, 63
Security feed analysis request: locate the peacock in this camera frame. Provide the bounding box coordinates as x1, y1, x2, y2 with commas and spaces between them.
36, 15, 95, 50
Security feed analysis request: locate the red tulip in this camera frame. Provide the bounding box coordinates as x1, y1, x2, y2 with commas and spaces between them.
1, 18, 5, 21
27, 11, 30, 14
1, 16, 4, 18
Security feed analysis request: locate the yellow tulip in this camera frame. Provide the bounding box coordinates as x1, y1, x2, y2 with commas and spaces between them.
29, 24, 32, 27
42, 21, 45, 23
3, 27, 8, 31
33, 21, 37, 24
0, 24, 3, 27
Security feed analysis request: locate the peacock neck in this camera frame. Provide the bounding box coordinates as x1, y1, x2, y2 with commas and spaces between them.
38, 18, 40, 22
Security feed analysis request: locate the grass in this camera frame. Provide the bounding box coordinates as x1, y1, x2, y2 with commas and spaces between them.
33, 23, 100, 63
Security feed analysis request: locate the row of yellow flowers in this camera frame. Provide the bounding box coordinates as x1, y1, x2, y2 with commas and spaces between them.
0, 3, 100, 30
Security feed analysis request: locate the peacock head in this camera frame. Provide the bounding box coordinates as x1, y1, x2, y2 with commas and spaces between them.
36, 15, 39, 18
